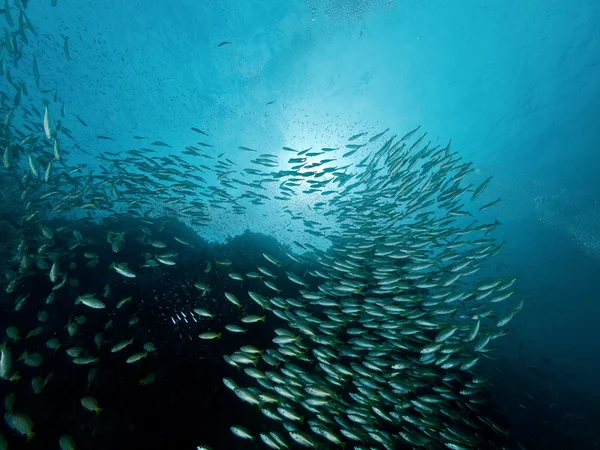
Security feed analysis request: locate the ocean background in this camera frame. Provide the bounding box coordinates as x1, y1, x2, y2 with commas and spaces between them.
1, 0, 599, 448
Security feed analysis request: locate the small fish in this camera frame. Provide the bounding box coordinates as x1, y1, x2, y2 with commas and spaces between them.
44, 160, 53, 182
199, 331, 222, 340
6, 326, 20, 342
25, 326, 42, 339
53, 138, 62, 161
116, 296, 133, 309
262, 253, 282, 267
31, 374, 52, 394
230, 425, 253, 440
191, 127, 209, 136
62, 35, 71, 60
218, 41, 232, 47
59, 435, 76, 450
193, 308, 214, 319
228, 273, 244, 281
50, 262, 59, 283
81, 396, 102, 415
87, 368, 97, 388
94, 333, 103, 348
471, 176, 492, 201
286, 271, 308, 287
174, 236, 191, 246
241, 315, 265, 324
224, 292, 241, 309
289, 431, 313, 447
143, 342, 156, 352
156, 255, 176, 266
479, 198, 502, 211
66, 347, 83, 358
225, 325, 246, 333
348, 131, 367, 141
369, 127, 389, 142
75, 294, 105, 309
5, 412, 35, 441
257, 266, 276, 278
111, 262, 136, 278
43, 102, 53, 139
139, 373, 156, 386
72, 356, 99, 365
263, 280, 281, 293
111, 339, 134, 353
19, 352, 43, 367
0, 343, 12, 379
150, 240, 166, 248
46, 338, 61, 352
126, 352, 148, 363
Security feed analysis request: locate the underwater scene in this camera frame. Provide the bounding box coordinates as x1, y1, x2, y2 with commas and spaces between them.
0, 0, 599, 449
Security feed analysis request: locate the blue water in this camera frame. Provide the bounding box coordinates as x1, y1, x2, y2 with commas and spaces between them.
2, 0, 600, 448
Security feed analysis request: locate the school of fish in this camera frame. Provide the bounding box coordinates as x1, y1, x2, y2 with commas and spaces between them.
0, 1, 525, 449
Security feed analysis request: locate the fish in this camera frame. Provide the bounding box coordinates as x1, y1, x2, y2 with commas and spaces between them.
471, 176, 492, 200
224, 292, 242, 309
193, 308, 214, 319
348, 131, 367, 141
73, 355, 99, 365
116, 296, 132, 309
228, 272, 244, 281
111, 339, 134, 353
81, 396, 102, 414
111, 262, 136, 278
62, 35, 71, 60
139, 373, 156, 386
191, 127, 209, 136
5, 412, 35, 441
156, 255, 176, 266
369, 127, 389, 142
230, 425, 253, 440
199, 331, 222, 340
286, 271, 308, 287
225, 325, 246, 333
263, 280, 281, 293
0, 343, 12, 379
59, 435, 76, 450
241, 315, 265, 324
126, 352, 148, 363
262, 253, 282, 266
43, 102, 53, 139
218, 41, 233, 47
49, 262, 60, 283
53, 138, 62, 161
75, 294, 105, 309
480, 198, 502, 211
